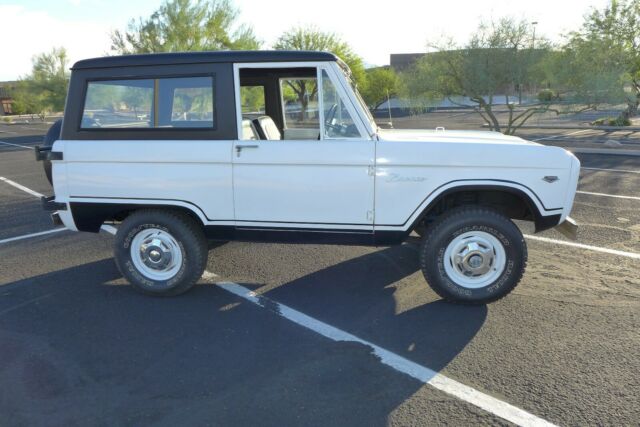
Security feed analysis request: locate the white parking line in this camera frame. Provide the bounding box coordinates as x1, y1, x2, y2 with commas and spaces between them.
0, 176, 44, 198
100, 224, 118, 235
215, 281, 556, 427
582, 167, 640, 174
576, 190, 640, 201
524, 234, 640, 260
0, 178, 119, 237
532, 129, 592, 142
0, 228, 67, 245
0, 140, 34, 150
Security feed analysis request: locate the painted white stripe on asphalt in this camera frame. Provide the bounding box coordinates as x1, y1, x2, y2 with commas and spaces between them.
0, 140, 34, 150
0, 176, 45, 198
532, 129, 591, 142
576, 190, 640, 201
524, 234, 640, 260
0, 228, 67, 245
582, 167, 640, 175
215, 281, 556, 427
0, 177, 116, 238
100, 224, 117, 235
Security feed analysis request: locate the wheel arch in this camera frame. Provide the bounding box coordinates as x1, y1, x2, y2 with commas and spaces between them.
69, 201, 207, 233
409, 183, 560, 234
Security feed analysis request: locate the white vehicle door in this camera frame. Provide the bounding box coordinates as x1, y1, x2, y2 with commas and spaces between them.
232, 65, 374, 231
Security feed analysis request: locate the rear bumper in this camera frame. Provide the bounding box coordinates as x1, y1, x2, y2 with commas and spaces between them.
554, 216, 578, 240
50, 211, 64, 227
41, 196, 77, 231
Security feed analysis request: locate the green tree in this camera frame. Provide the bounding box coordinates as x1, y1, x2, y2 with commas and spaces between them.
567, 0, 640, 120
544, 36, 627, 107
361, 67, 400, 107
404, 18, 554, 134
111, 0, 260, 54
274, 26, 366, 120
274, 26, 365, 86
11, 47, 69, 119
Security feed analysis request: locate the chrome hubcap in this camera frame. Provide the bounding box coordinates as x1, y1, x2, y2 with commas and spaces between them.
444, 231, 506, 289
130, 228, 183, 281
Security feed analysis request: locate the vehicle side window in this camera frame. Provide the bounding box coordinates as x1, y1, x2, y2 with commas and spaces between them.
280, 78, 319, 130
159, 77, 214, 128
81, 76, 215, 129
321, 70, 361, 138
82, 79, 153, 128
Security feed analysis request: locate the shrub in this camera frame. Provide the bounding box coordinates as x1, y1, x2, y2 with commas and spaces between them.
610, 117, 631, 126
592, 117, 631, 126
537, 89, 556, 103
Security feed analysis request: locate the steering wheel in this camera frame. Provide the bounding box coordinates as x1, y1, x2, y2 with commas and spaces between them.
324, 103, 342, 134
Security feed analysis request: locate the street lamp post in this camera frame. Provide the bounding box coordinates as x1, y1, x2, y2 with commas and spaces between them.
530, 21, 539, 100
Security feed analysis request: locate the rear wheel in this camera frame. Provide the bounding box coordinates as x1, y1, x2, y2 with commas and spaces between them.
42, 119, 62, 185
114, 210, 208, 296
419, 206, 527, 304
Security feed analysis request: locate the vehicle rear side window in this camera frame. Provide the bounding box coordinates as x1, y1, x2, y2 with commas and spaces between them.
81, 76, 215, 129
82, 79, 153, 128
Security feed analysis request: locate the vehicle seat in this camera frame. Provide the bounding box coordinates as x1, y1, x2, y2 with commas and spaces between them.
241, 119, 259, 140
243, 114, 281, 140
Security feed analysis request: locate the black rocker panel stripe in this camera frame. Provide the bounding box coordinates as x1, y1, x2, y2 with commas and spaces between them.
69, 179, 560, 229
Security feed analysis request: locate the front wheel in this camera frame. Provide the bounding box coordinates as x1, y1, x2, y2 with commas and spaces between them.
419, 207, 527, 304
114, 210, 208, 296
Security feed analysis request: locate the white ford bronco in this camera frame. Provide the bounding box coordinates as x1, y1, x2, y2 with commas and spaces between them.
36, 51, 579, 304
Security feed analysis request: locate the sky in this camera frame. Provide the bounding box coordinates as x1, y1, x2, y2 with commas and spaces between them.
0, 0, 611, 81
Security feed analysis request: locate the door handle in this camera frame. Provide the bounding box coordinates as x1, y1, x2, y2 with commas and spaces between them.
235, 144, 259, 156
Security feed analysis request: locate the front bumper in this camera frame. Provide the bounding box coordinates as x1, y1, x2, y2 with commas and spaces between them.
554, 216, 578, 240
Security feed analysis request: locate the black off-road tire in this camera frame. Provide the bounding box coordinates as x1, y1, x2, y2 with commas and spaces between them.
419, 206, 527, 304
42, 119, 62, 185
114, 210, 208, 296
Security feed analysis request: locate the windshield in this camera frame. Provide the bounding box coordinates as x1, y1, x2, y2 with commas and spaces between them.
337, 60, 378, 135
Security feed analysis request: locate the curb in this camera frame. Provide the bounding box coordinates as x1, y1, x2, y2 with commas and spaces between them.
482, 124, 640, 131
569, 147, 640, 157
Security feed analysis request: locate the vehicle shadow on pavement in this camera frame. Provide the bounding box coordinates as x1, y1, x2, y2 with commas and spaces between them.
253, 243, 488, 376
0, 255, 483, 426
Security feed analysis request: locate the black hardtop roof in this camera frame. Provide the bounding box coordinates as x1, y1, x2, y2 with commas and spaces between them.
72, 50, 338, 70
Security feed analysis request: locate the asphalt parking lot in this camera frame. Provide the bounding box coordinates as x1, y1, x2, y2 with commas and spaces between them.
1, 124, 639, 426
